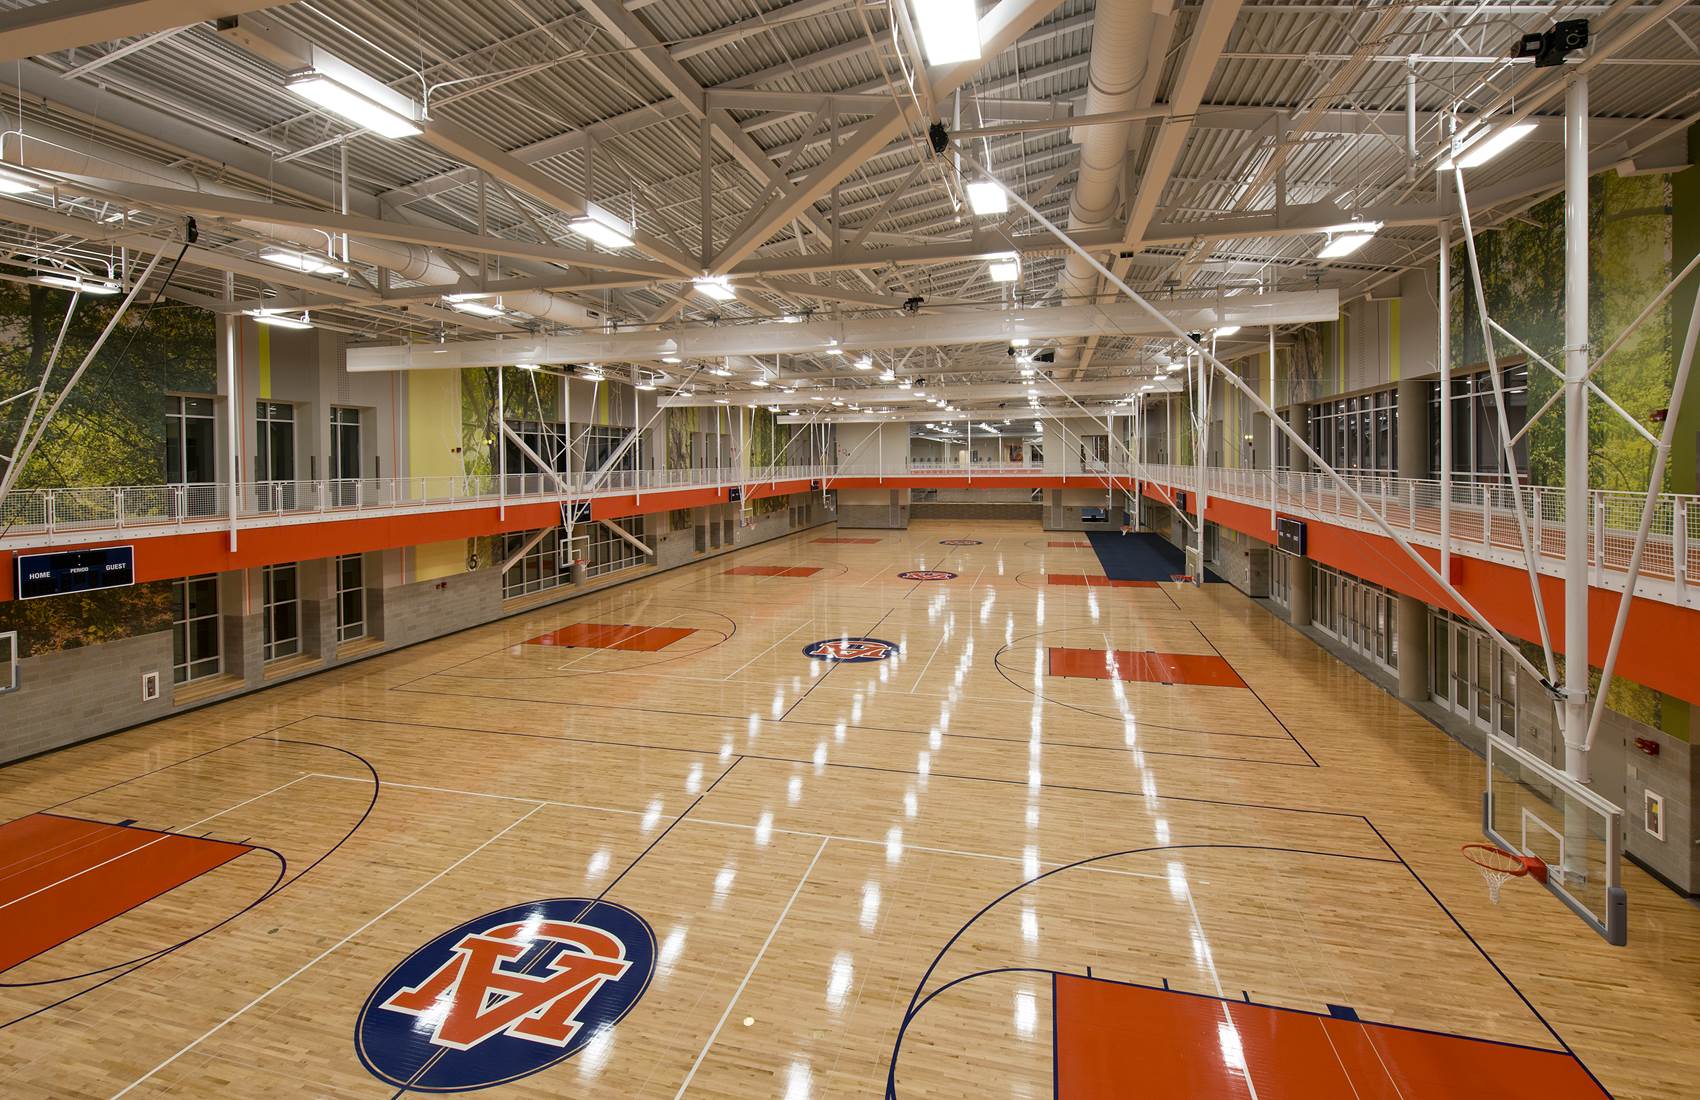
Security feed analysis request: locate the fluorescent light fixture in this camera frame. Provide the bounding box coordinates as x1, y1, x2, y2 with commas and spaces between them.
966, 180, 1007, 215
988, 252, 1020, 283
751, 377, 770, 387
569, 203, 635, 249
444, 293, 504, 318
248, 308, 313, 330
40, 274, 121, 295
0, 168, 37, 194
1317, 233, 1375, 259
637, 378, 657, 391
1439, 123, 1536, 170
854, 355, 873, 370
1010, 337, 1030, 348
285, 62, 421, 139
709, 366, 733, 377
694, 276, 736, 301
825, 347, 844, 356
582, 369, 606, 382
914, 0, 982, 65
898, 380, 913, 390
715, 398, 729, 405
767, 404, 782, 413
259, 248, 346, 276
879, 369, 895, 381
1213, 325, 1241, 338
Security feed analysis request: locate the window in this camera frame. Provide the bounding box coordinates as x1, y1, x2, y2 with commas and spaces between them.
578, 425, 644, 481
504, 419, 571, 491
336, 555, 366, 643
1429, 609, 1519, 739
586, 517, 646, 577
502, 529, 567, 599
1306, 387, 1398, 475
1426, 365, 1529, 483
255, 402, 295, 481
172, 574, 220, 683
1312, 564, 1397, 671
165, 396, 215, 485
262, 563, 301, 662
330, 407, 363, 506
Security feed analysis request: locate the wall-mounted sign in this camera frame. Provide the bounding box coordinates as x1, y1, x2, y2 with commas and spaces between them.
728, 486, 743, 502
1276, 517, 1307, 556
561, 500, 591, 527
1173, 490, 1188, 512
15, 546, 135, 600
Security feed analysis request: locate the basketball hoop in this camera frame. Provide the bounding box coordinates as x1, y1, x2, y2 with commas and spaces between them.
1461, 843, 1547, 903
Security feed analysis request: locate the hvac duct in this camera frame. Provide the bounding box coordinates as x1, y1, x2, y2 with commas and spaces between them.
1052, 0, 1159, 369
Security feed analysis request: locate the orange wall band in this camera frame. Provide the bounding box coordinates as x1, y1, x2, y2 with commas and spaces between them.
5, 474, 1695, 709
1139, 479, 1700, 706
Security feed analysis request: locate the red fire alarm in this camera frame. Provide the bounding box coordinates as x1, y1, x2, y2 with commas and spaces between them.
1633, 737, 1659, 756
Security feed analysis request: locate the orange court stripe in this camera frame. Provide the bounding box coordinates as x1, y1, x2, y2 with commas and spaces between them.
1046, 647, 1247, 687
525, 623, 697, 651
0, 814, 250, 974
814, 537, 882, 544
1044, 573, 1159, 588
1055, 974, 1608, 1100
724, 565, 822, 577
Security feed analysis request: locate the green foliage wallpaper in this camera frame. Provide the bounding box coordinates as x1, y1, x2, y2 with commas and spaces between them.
0, 284, 214, 489
460, 367, 560, 477
0, 284, 212, 653
1450, 172, 1673, 492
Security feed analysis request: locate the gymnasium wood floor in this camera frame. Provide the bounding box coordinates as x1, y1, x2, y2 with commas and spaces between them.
2, 519, 1697, 1098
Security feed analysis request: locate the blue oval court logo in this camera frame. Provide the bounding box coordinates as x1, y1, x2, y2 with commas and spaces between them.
803, 637, 900, 662
356, 898, 655, 1093
897, 570, 957, 581
938, 538, 982, 546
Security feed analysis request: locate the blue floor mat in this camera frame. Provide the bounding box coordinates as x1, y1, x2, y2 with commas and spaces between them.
1085, 530, 1224, 582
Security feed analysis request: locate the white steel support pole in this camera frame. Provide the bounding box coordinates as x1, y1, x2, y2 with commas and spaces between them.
1562, 76, 1591, 783
497, 367, 506, 521
1439, 216, 1452, 579
1268, 324, 1277, 523
224, 271, 239, 551
1194, 346, 1207, 582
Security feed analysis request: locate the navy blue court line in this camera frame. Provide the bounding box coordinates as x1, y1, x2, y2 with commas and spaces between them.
883, 841, 1612, 1100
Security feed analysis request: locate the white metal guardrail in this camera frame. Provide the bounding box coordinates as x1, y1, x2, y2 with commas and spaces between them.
0, 465, 827, 548
4, 462, 1696, 609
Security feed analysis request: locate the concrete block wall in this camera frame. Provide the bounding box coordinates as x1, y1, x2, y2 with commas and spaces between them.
1, 632, 174, 761
0, 494, 834, 764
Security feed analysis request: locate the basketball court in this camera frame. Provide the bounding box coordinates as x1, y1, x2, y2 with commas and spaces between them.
2, 520, 1694, 1098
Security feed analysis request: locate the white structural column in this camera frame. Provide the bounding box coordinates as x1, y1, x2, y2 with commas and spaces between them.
1562, 77, 1591, 782
223, 272, 240, 552
1439, 216, 1451, 579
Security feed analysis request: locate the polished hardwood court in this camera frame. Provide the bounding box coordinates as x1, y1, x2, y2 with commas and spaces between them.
2, 520, 1697, 1098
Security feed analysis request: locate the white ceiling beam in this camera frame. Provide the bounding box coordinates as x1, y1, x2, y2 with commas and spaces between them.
0, 0, 285, 62
347, 290, 1338, 371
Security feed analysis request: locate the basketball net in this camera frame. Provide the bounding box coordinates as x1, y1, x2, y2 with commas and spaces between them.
1461, 843, 1545, 905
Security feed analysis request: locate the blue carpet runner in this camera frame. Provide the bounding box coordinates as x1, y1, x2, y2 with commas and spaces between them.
1086, 531, 1223, 583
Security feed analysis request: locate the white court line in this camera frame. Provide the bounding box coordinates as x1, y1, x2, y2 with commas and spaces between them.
1179, 876, 1262, 1100
672, 836, 830, 1099
304, 774, 1175, 884
719, 618, 814, 681
111, 803, 545, 1100
0, 773, 316, 913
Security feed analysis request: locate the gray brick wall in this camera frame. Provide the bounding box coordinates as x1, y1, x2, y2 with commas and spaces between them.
0, 631, 173, 762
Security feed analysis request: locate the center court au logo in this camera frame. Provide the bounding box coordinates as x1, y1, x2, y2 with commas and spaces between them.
896, 570, 957, 581
802, 637, 900, 662
356, 898, 655, 1092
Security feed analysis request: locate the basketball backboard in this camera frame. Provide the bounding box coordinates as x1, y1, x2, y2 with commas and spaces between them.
1484, 734, 1626, 945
